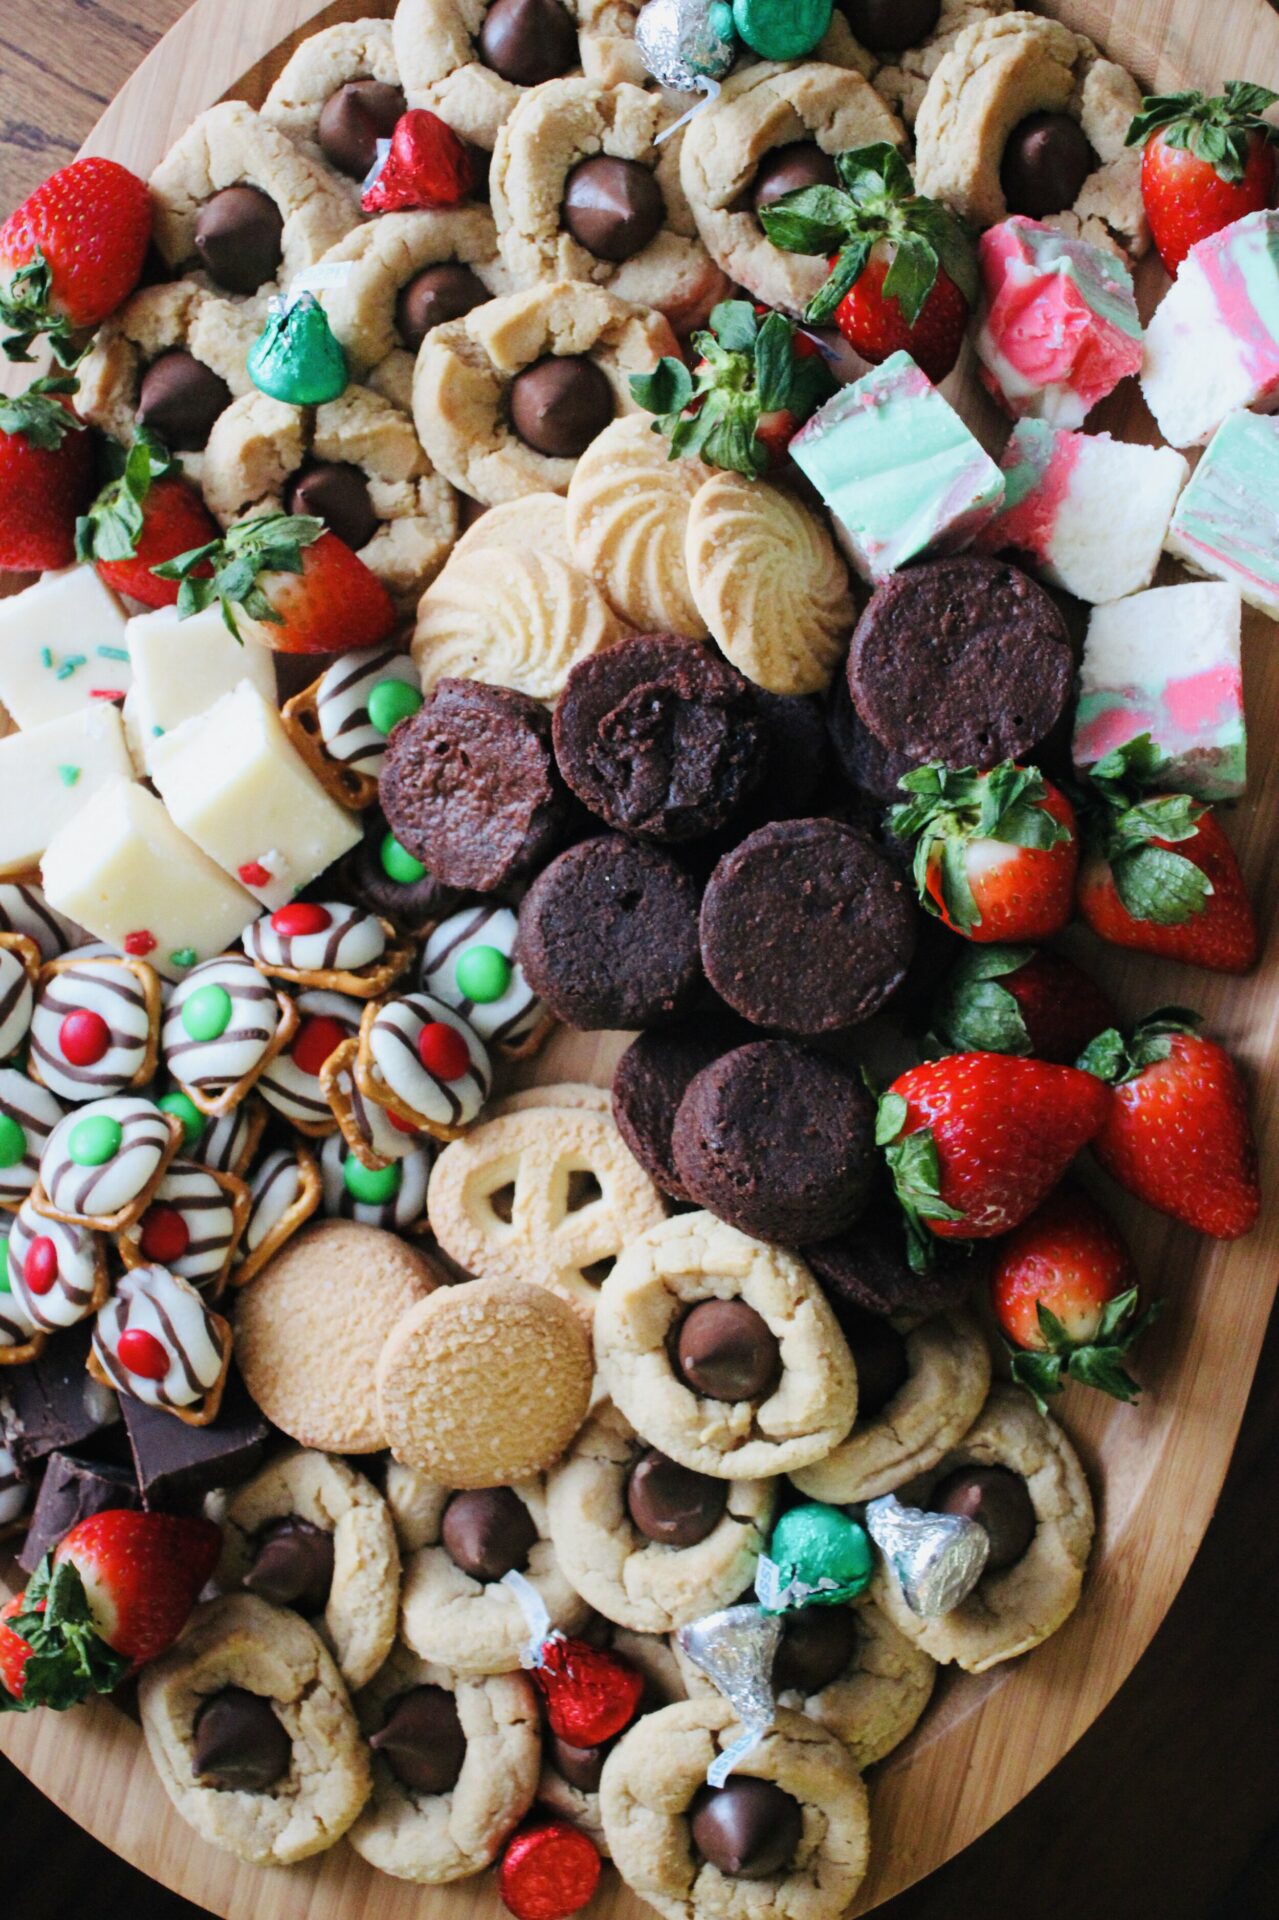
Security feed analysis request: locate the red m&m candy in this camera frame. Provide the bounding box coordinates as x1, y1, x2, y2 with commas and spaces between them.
118, 1327, 170, 1380
59, 1009, 111, 1067
139, 1206, 191, 1265
292, 1015, 349, 1078
271, 902, 333, 938
23, 1237, 59, 1296
418, 1020, 471, 1081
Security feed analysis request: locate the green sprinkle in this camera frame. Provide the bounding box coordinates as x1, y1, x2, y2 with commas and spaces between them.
56, 765, 81, 787
169, 946, 197, 969
96, 645, 129, 661
152, 725, 164, 738
39, 647, 53, 669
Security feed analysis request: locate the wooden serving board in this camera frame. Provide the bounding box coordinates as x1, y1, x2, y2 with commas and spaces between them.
2, 0, 1279, 1915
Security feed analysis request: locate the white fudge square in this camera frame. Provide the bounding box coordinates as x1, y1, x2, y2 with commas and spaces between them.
1142, 210, 1279, 449
0, 705, 137, 876
1165, 409, 1279, 620
123, 603, 277, 772
0, 568, 131, 729
41, 780, 258, 982
149, 681, 361, 909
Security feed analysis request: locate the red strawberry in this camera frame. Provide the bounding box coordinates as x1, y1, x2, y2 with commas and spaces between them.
758, 143, 977, 385
0, 375, 94, 571
1081, 1014, 1260, 1240
1077, 737, 1256, 974
1126, 81, 1279, 273
629, 297, 833, 478
0, 1592, 36, 1705
155, 511, 397, 653
0, 1509, 220, 1713
0, 157, 151, 364
890, 761, 1078, 943
878, 1053, 1111, 1260
991, 1186, 1158, 1408
75, 429, 218, 608
931, 945, 1117, 1064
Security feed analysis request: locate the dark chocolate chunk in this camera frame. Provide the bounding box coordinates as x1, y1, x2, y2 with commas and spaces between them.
478, 0, 578, 85
380, 678, 569, 893
674, 1299, 780, 1403
626, 1448, 728, 1548
508, 355, 614, 458
242, 1516, 335, 1613
396, 263, 490, 350
135, 349, 232, 451
611, 1017, 749, 1203
752, 141, 838, 211
440, 1486, 537, 1581
563, 156, 665, 262
932, 1464, 1036, 1573
773, 1604, 858, 1694
18, 1453, 139, 1576
339, 807, 466, 935
671, 1039, 878, 1244
689, 1777, 803, 1879
317, 78, 407, 179
122, 1365, 271, 1508
1001, 111, 1096, 221
371, 1685, 466, 1794
839, 1307, 909, 1420
805, 1210, 976, 1320
194, 1688, 292, 1792
286, 462, 378, 553
838, 0, 941, 53
517, 834, 703, 1029
0, 1324, 120, 1475
193, 185, 284, 296
549, 1734, 608, 1792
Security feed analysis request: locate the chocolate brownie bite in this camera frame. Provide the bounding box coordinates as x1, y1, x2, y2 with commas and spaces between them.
611, 1016, 750, 1203
848, 557, 1073, 771
379, 678, 569, 894
517, 836, 702, 1030
671, 1040, 878, 1245
805, 1205, 978, 1319
552, 635, 767, 843
699, 819, 917, 1034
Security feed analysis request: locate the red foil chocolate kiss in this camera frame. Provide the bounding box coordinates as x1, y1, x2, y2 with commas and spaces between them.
362, 110, 473, 213
499, 1820, 602, 1920
531, 1634, 644, 1746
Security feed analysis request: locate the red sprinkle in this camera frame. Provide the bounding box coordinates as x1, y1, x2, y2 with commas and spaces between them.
89, 688, 126, 701
292, 1014, 349, 1078
417, 1020, 471, 1081
59, 1009, 112, 1067
123, 930, 156, 957
139, 1206, 191, 1265
117, 1327, 170, 1381
23, 1237, 59, 1297
238, 861, 272, 888
499, 1822, 601, 1920
271, 901, 332, 938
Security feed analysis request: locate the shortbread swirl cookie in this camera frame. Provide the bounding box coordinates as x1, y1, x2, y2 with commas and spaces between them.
321, 1131, 433, 1232
685, 473, 854, 695
7, 1200, 107, 1333
163, 956, 293, 1115
117, 1159, 249, 1298
566, 416, 710, 638
427, 1104, 666, 1314
357, 992, 492, 1140
0, 1069, 65, 1210
261, 19, 404, 207
232, 1144, 323, 1286
413, 548, 629, 703
91, 1262, 232, 1423
491, 79, 729, 333
149, 101, 358, 297
0, 941, 34, 1061
450, 490, 571, 564
36, 1096, 181, 1232
28, 955, 159, 1104
679, 63, 905, 315
874, 0, 1015, 122
913, 11, 1147, 255
258, 991, 362, 1131
393, 0, 648, 154
413, 280, 676, 503
419, 906, 548, 1054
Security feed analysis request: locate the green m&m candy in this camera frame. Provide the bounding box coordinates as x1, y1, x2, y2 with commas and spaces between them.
159, 1090, 205, 1151
343, 1155, 403, 1205
0, 1114, 26, 1169
455, 944, 511, 1005
182, 984, 233, 1043
380, 832, 426, 886
68, 1114, 123, 1168
731, 0, 830, 60
368, 677, 423, 737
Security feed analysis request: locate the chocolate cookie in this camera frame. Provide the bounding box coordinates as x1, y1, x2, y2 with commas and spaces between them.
671, 1040, 878, 1245
552, 635, 767, 842
379, 678, 569, 894
848, 557, 1073, 771
517, 836, 702, 1030
804, 1205, 979, 1319
611, 1016, 750, 1203
699, 819, 917, 1034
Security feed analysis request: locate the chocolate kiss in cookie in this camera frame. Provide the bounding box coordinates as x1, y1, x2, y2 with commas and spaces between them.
479, 0, 579, 86
626, 1447, 728, 1548
549, 1733, 609, 1792
933, 1465, 1036, 1573
193, 185, 284, 296
674, 1299, 781, 1404
509, 355, 614, 459
751, 141, 838, 213
286, 461, 379, 553
689, 1777, 804, 1879
562, 156, 665, 263
396, 263, 490, 351
1001, 111, 1097, 220
441, 1486, 538, 1581
318, 78, 407, 179
194, 1687, 292, 1792
370, 1684, 466, 1794
242, 1515, 335, 1614
772, 1605, 858, 1694
838, 0, 941, 53
135, 349, 232, 451
838, 1308, 909, 1421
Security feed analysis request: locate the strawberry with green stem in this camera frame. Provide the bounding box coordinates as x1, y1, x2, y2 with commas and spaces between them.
628, 299, 834, 478
930, 945, 1117, 1064
1125, 81, 1279, 274
75, 428, 220, 609
889, 761, 1078, 943
991, 1186, 1160, 1411
0, 157, 152, 365
1076, 735, 1257, 975
758, 143, 978, 385
0, 373, 93, 572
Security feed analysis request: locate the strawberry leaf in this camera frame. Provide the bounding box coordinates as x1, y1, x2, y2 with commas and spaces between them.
1110, 843, 1211, 925
75, 427, 177, 564
0, 1557, 127, 1713
0, 373, 85, 450
753, 310, 794, 414
875, 1092, 908, 1147
153, 512, 325, 642
707, 299, 759, 352
1007, 1347, 1064, 1413
1126, 80, 1278, 185
881, 1126, 965, 1276
0, 249, 87, 366
758, 186, 860, 256
931, 945, 1036, 1056
890, 760, 1066, 930
1077, 1012, 1196, 1084
629, 356, 695, 422
803, 237, 871, 326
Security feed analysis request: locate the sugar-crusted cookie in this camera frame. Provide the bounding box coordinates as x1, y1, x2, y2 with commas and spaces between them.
566, 416, 711, 638
139, 1592, 371, 1865
873, 0, 1015, 123
234, 1220, 440, 1452
375, 1275, 594, 1484
413, 546, 629, 701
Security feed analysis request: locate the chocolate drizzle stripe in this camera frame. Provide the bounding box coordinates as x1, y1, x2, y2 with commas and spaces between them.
378, 1015, 467, 1125
148, 1290, 207, 1401
0, 967, 30, 1032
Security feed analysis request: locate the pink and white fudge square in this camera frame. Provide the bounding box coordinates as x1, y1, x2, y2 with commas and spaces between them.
1143, 210, 1279, 449
978, 419, 1188, 604
976, 217, 1143, 430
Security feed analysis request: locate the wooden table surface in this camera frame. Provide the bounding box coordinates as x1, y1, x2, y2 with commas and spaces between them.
1, 5, 1278, 1917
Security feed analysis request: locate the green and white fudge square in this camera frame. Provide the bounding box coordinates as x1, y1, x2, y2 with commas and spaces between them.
1165, 409, 1279, 621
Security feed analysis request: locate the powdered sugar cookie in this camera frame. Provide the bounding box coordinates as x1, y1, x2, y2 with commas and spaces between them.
35, 1096, 183, 1233
28, 954, 160, 1104
356, 992, 492, 1140
565, 415, 710, 638
90, 1261, 233, 1424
